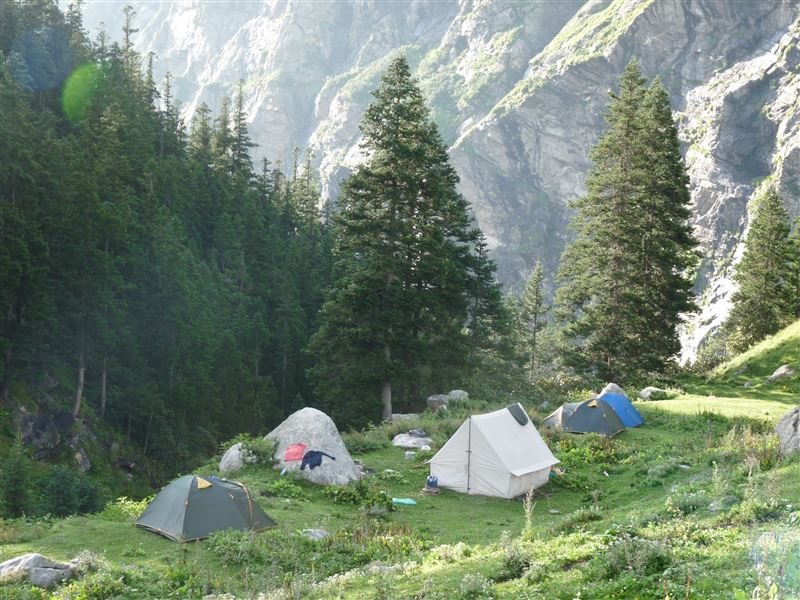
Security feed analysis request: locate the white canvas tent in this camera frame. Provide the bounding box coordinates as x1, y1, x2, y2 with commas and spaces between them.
429, 403, 559, 498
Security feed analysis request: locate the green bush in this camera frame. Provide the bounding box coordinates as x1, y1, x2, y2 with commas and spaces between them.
42, 466, 80, 517
602, 536, 672, 577
727, 497, 782, 525
98, 496, 152, 522
494, 533, 532, 582
0, 517, 51, 543
76, 477, 106, 514
457, 573, 494, 599
37, 467, 105, 518
557, 505, 603, 532
241, 437, 278, 466
645, 461, 678, 485
260, 479, 308, 500
323, 479, 393, 511
0, 441, 32, 518
206, 520, 426, 582
666, 493, 706, 515
556, 435, 629, 469
341, 424, 390, 453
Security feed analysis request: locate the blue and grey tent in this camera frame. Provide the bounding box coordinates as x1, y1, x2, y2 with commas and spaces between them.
599, 392, 644, 427
542, 398, 625, 438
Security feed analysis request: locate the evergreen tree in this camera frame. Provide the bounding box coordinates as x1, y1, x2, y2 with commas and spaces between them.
519, 260, 548, 383
0, 0, 335, 475
788, 220, 800, 319
725, 187, 795, 353
309, 55, 501, 426
0, 440, 31, 517
556, 59, 697, 381
232, 80, 255, 177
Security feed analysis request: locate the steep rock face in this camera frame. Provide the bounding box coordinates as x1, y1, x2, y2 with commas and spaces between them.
80, 0, 800, 359
449, 0, 800, 360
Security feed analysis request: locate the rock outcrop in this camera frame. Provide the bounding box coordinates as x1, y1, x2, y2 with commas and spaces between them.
219, 442, 246, 474
776, 406, 800, 456
0, 554, 77, 588
765, 364, 796, 384
599, 383, 627, 399
391, 433, 433, 450
265, 407, 360, 485
639, 387, 667, 401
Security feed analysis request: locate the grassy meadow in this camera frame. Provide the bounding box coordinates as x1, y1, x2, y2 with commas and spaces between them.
1, 323, 799, 599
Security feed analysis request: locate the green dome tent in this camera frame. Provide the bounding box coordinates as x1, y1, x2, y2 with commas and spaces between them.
542, 398, 625, 438
135, 475, 276, 542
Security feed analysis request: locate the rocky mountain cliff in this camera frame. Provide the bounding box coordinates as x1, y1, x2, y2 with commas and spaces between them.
80, 0, 800, 361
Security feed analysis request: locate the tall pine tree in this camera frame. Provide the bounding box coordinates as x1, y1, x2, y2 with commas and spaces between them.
556, 59, 697, 381
309, 55, 501, 426
519, 260, 548, 383
725, 186, 795, 353
788, 219, 800, 320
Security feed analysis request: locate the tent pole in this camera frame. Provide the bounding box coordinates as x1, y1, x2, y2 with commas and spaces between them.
466, 417, 472, 493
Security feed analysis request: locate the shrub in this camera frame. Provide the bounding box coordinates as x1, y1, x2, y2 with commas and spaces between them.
42, 466, 80, 517
727, 497, 782, 525
376, 469, 408, 484
666, 493, 705, 516
323, 479, 393, 511
76, 477, 106, 514
39, 468, 105, 517
494, 532, 532, 581
645, 461, 678, 485
206, 521, 426, 582
457, 573, 494, 599
241, 437, 278, 466
98, 496, 152, 522
603, 536, 672, 577
557, 505, 603, 532
341, 424, 389, 453
260, 479, 308, 500
0, 517, 51, 543
0, 440, 31, 518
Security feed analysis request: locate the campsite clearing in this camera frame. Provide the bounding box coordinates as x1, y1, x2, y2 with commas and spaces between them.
1, 323, 799, 598
2, 392, 799, 598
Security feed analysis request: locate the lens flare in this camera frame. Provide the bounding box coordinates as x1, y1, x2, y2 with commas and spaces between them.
62, 63, 104, 124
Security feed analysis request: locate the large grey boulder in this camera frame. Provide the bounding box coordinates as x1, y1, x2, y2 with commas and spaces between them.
390, 413, 420, 423
600, 383, 627, 398
765, 364, 796, 384
0, 553, 77, 588
219, 442, 245, 474
639, 387, 667, 401
391, 433, 433, 449
265, 407, 360, 485
426, 394, 450, 412
427, 389, 469, 412
776, 406, 800, 456
448, 390, 469, 402
74, 448, 91, 472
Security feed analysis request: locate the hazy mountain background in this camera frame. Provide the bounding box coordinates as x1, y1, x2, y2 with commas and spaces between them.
79, 0, 800, 361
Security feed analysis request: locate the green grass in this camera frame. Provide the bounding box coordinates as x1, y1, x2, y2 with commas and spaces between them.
3, 325, 800, 598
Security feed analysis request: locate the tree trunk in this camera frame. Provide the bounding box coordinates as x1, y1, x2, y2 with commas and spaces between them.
72, 349, 86, 417
1, 348, 11, 406
143, 411, 153, 456
100, 357, 108, 417
382, 343, 392, 421
281, 351, 287, 399
529, 319, 538, 384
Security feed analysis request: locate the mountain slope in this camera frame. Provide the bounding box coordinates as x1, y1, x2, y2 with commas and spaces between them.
78, 0, 800, 359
